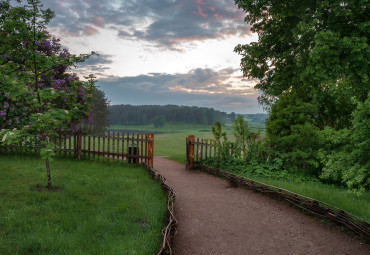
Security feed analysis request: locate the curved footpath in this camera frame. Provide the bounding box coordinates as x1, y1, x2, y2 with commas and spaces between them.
154, 156, 369, 255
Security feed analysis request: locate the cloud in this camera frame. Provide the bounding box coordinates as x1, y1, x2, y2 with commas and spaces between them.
44, 0, 251, 49
76, 54, 114, 78
96, 68, 262, 113
82, 24, 99, 36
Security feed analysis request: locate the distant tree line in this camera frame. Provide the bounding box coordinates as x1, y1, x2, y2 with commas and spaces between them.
243, 114, 268, 124
108, 104, 228, 125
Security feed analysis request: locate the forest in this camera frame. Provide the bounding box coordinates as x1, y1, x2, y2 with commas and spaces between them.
108, 104, 268, 127
108, 104, 229, 126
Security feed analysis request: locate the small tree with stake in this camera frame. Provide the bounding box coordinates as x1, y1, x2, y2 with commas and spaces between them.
0, 0, 95, 190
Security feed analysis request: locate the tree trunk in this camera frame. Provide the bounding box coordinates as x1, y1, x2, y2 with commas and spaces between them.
45, 158, 52, 190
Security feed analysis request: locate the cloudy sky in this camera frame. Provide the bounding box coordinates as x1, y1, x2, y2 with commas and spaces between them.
40, 0, 262, 113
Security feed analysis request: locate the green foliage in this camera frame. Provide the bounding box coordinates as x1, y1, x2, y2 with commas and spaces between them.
234, 0, 369, 191
232, 115, 265, 161
232, 115, 250, 158
0, 0, 95, 189
211, 121, 231, 161
318, 94, 370, 192
81, 87, 110, 133
153, 115, 165, 128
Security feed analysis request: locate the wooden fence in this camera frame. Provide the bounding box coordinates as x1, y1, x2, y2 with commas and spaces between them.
0, 130, 154, 167
185, 135, 251, 169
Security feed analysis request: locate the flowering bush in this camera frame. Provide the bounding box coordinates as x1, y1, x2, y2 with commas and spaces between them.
0, 0, 95, 189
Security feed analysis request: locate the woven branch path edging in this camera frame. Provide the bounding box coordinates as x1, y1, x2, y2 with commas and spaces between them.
194, 164, 370, 242
143, 164, 177, 255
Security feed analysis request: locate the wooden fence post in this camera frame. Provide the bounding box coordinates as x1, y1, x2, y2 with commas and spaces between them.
186, 135, 195, 170
77, 130, 82, 160
148, 133, 154, 168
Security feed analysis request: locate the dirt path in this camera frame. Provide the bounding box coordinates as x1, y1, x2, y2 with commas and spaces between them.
154, 156, 369, 255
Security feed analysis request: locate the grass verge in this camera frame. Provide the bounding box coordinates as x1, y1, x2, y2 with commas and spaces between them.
217, 165, 370, 222
0, 154, 167, 255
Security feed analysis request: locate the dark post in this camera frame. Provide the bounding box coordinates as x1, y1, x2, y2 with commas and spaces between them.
186, 135, 195, 170
148, 133, 154, 168
77, 129, 82, 160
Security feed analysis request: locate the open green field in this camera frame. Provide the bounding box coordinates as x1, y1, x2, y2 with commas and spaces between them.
0, 154, 167, 255
109, 123, 238, 163
109, 122, 264, 163
109, 123, 217, 163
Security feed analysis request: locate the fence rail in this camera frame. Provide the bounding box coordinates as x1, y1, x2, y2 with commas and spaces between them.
0, 130, 154, 167
185, 135, 249, 168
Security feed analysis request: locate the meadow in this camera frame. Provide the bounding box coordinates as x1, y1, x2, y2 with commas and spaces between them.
109, 123, 370, 222
0, 154, 167, 255
108, 122, 267, 163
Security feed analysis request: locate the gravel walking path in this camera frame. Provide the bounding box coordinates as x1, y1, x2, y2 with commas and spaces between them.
154, 156, 369, 255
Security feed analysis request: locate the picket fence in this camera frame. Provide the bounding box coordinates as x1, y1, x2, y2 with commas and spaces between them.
0, 130, 154, 167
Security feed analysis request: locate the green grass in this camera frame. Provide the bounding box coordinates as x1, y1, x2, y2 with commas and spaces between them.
109, 123, 216, 163
226, 169, 370, 222
108, 123, 265, 163
0, 154, 167, 255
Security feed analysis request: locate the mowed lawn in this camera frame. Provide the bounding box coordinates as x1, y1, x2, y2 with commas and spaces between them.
0, 154, 167, 255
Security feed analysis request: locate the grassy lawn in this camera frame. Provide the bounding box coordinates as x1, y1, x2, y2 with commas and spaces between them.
0, 154, 167, 255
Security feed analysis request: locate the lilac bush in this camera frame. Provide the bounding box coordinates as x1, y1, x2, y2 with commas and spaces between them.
0, 0, 95, 190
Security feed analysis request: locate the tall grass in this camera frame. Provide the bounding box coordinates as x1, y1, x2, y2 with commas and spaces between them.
0, 154, 167, 254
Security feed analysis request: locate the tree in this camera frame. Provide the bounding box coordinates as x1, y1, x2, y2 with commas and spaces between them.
232, 115, 250, 158
234, 0, 369, 188
0, 0, 95, 190
230, 112, 236, 122
234, 0, 369, 111
153, 115, 165, 128
318, 93, 370, 191
82, 87, 110, 133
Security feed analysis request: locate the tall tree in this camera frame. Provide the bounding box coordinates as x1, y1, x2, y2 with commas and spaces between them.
82, 87, 110, 133
235, 0, 369, 118
234, 0, 369, 189
0, 0, 95, 190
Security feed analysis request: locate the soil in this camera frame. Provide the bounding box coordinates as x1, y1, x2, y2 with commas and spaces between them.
154, 156, 370, 255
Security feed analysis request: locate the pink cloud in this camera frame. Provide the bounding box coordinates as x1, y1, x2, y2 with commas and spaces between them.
193, 5, 208, 17
82, 25, 99, 36
93, 16, 105, 27
193, 0, 206, 4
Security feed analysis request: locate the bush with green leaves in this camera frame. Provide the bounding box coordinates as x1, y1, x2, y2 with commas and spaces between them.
318, 94, 370, 192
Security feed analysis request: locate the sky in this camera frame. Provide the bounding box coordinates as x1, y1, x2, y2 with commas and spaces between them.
40, 0, 263, 114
